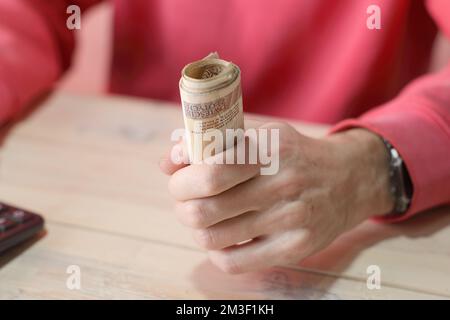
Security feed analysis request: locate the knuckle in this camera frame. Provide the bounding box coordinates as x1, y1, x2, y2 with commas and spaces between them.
280, 230, 312, 264
278, 141, 293, 159
213, 253, 242, 274
189, 201, 209, 228
201, 166, 222, 195
284, 202, 311, 228
193, 228, 217, 250
296, 200, 314, 226
294, 229, 313, 250
275, 172, 303, 201
261, 121, 284, 130
176, 201, 208, 229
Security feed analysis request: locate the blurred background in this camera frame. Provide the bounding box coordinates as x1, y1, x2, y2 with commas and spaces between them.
58, 2, 450, 97
57, 2, 112, 95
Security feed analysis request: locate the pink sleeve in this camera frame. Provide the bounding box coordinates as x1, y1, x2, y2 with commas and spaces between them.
0, 0, 101, 124
330, 0, 450, 222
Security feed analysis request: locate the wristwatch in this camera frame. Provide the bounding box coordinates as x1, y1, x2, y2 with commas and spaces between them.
381, 138, 413, 215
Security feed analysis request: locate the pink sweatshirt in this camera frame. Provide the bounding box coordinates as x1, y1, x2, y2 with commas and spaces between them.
0, 0, 449, 221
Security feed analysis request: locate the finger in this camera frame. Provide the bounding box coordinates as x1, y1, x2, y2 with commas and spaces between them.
161, 117, 263, 176
174, 175, 273, 228
168, 119, 270, 199
208, 236, 278, 274
244, 118, 265, 130
159, 142, 190, 175
168, 160, 260, 200
192, 211, 267, 250
208, 231, 308, 274
191, 199, 309, 250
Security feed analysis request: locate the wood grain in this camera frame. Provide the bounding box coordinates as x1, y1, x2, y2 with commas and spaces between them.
0, 92, 448, 299
0, 223, 441, 299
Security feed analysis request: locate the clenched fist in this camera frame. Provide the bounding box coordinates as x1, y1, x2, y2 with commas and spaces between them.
160, 120, 393, 274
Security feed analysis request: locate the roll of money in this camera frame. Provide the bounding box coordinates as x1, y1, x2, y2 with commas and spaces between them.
179, 53, 244, 163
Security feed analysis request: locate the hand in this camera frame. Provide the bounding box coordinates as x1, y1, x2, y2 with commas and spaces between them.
160, 121, 394, 274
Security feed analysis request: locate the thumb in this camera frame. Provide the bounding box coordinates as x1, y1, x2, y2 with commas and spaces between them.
159, 141, 190, 175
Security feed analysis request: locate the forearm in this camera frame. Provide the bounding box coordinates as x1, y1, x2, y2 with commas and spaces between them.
0, 0, 101, 124
0, 0, 60, 123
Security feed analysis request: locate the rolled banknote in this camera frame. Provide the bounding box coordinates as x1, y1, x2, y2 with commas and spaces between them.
179, 53, 244, 163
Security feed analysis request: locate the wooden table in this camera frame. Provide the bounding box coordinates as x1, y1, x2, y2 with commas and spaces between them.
0, 92, 448, 299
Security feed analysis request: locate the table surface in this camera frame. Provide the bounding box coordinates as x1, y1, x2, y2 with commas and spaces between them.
0, 92, 449, 299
